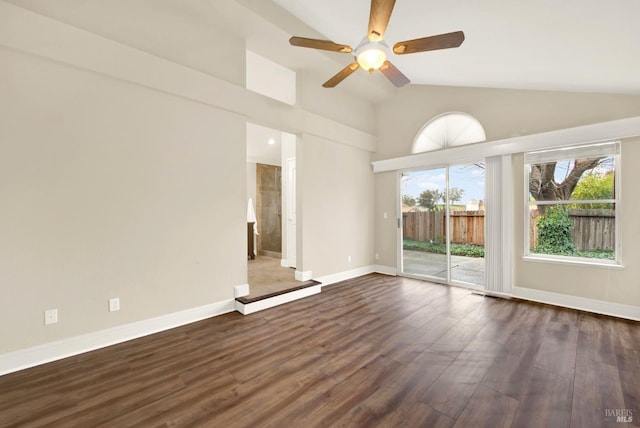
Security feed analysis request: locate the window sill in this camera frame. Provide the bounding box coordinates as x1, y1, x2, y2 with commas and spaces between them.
522, 255, 625, 270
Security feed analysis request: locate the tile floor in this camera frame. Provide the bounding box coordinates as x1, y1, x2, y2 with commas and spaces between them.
247, 255, 301, 298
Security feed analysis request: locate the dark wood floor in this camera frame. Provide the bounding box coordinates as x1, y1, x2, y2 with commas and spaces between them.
1, 274, 639, 427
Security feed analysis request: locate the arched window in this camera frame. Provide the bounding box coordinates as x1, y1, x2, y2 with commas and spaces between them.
412, 112, 486, 154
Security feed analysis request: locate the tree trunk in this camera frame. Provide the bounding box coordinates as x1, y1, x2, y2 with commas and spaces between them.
529, 157, 604, 214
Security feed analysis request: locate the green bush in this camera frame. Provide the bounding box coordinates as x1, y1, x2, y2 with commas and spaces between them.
403, 239, 485, 258
403, 239, 446, 254
453, 244, 485, 258
577, 249, 615, 260
534, 206, 577, 256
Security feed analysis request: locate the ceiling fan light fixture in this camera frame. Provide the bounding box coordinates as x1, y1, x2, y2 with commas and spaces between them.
288, 1, 464, 88
354, 39, 389, 72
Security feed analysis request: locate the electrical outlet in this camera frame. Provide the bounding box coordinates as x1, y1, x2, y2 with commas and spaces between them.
375, 253, 379, 260
348, 255, 352, 263
109, 298, 120, 312
44, 309, 58, 325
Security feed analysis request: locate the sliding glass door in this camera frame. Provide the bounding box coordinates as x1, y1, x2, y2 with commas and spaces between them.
401, 163, 486, 287
401, 167, 448, 281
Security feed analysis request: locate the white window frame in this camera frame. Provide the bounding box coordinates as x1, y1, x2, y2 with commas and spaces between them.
523, 141, 622, 268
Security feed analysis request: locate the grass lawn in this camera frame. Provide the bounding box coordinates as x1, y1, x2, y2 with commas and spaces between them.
404, 239, 613, 260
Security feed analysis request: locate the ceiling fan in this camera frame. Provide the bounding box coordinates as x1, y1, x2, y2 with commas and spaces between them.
288, 0, 465, 88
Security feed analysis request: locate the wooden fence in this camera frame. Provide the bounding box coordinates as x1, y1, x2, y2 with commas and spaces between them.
404, 209, 615, 251
529, 209, 615, 251
403, 211, 485, 245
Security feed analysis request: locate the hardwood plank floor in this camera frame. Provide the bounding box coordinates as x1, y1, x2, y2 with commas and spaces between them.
1, 274, 639, 427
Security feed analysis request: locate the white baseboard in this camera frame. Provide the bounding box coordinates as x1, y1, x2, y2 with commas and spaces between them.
295, 270, 313, 281
234, 284, 250, 298
280, 259, 289, 268
373, 264, 397, 276
512, 286, 640, 321
0, 298, 236, 376
235, 284, 321, 315
314, 264, 397, 287
316, 265, 376, 287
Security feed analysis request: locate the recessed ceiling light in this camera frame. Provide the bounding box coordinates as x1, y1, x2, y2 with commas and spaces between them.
268, 138, 276, 145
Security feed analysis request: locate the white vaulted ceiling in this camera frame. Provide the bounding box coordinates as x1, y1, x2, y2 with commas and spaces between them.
6, 0, 640, 96
274, 0, 640, 94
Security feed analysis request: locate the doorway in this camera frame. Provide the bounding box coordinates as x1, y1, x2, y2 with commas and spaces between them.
246, 122, 299, 297
400, 162, 486, 288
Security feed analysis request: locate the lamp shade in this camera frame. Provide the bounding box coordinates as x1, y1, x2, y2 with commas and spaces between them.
354, 38, 390, 72
356, 48, 387, 71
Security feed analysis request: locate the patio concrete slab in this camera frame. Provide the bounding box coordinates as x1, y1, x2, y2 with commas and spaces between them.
403, 249, 485, 286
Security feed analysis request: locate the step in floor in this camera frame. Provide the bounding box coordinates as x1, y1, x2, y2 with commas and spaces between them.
235, 280, 322, 314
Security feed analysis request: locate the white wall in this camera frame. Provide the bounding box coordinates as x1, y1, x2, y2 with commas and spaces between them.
374, 172, 398, 271
373, 84, 640, 316
246, 50, 296, 105
0, 2, 378, 364
280, 132, 296, 265
374, 84, 640, 271
374, 85, 640, 161
513, 138, 640, 309
299, 134, 375, 278
6, 0, 248, 87
296, 69, 378, 135
0, 46, 246, 353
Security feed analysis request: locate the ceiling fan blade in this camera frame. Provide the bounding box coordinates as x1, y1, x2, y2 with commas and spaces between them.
323, 62, 360, 88
393, 31, 465, 55
289, 36, 353, 53
367, 0, 396, 41
379, 61, 410, 87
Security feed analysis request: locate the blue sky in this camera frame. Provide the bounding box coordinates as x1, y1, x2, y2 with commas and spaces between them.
402, 164, 485, 203
401, 157, 614, 205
